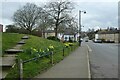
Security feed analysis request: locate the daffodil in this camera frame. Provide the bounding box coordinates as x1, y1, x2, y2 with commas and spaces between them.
47, 48, 49, 51
39, 49, 42, 52
48, 45, 54, 51
33, 48, 38, 52
68, 43, 73, 46
64, 43, 69, 47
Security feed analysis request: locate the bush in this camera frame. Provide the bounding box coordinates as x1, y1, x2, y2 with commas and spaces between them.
47, 36, 60, 42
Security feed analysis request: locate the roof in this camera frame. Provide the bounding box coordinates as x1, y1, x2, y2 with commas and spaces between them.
96, 30, 119, 34
64, 28, 76, 35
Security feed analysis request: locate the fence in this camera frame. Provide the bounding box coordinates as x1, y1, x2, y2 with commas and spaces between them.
17, 44, 78, 79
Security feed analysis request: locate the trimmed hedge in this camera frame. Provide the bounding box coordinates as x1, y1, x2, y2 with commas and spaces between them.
47, 36, 60, 42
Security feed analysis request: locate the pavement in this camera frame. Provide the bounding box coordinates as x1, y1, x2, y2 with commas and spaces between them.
35, 43, 90, 78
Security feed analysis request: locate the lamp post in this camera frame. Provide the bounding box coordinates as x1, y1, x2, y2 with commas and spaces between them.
79, 10, 86, 46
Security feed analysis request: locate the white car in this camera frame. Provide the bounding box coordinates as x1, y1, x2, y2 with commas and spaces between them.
94, 39, 102, 43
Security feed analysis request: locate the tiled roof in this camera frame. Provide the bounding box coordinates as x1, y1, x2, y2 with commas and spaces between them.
64, 28, 76, 35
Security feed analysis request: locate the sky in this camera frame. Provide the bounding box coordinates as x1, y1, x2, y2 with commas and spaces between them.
0, 0, 119, 32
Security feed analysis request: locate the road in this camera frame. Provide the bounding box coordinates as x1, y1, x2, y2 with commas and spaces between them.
84, 40, 118, 78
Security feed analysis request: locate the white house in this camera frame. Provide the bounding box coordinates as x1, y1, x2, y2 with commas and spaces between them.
62, 28, 78, 42
95, 30, 119, 43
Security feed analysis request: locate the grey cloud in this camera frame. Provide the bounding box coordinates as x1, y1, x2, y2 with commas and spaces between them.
2, 2, 25, 21
75, 2, 118, 30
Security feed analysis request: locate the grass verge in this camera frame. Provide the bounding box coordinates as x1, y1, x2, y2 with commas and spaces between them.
2, 33, 24, 55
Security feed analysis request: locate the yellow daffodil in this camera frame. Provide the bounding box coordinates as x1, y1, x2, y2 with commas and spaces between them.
33, 48, 38, 52
64, 43, 69, 47
47, 48, 49, 51
49, 45, 54, 49
39, 49, 42, 52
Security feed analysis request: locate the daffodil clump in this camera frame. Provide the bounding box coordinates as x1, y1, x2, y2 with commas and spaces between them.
48, 45, 54, 51
68, 43, 74, 46
26, 45, 54, 57
30, 47, 40, 57
64, 43, 74, 47
64, 43, 69, 48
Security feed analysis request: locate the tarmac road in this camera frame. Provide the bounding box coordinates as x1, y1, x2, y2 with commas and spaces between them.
85, 41, 118, 78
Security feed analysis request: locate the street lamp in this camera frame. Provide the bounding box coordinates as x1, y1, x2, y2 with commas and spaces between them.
79, 10, 86, 46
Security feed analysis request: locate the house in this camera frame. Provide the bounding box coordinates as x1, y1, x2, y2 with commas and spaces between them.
95, 29, 120, 43
62, 28, 78, 42
44, 30, 62, 38
44, 30, 55, 38
0, 24, 3, 32
44, 28, 79, 42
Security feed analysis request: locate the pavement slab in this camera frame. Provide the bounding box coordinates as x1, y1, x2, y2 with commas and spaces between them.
5, 49, 23, 54
0, 56, 16, 67
13, 44, 23, 49
17, 40, 25, 44
21, 36, 29, 39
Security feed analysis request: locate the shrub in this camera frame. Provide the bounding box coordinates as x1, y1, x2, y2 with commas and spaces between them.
47, 36, 60, 42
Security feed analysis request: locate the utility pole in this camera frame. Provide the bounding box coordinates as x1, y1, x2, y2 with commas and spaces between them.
79, 10, 86, 46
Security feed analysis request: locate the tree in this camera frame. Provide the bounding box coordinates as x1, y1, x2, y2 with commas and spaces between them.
13, 3, 42, 34
6, 25, 19, 33
87, 28, 95, 40
37, 10, 54, 38
45, 0, 74, 38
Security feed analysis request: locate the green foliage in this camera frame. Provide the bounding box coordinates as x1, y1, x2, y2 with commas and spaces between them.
47, 36, 60, 42
6, 25, 19, 33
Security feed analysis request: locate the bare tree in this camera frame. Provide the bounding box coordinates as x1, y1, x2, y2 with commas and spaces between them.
37, 11, 54, 38
45, 0, 74, 38
13, 3, 42, 34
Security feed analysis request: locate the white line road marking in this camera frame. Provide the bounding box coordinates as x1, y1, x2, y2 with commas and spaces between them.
86, 44, 92, 52
86, 44, 92, 79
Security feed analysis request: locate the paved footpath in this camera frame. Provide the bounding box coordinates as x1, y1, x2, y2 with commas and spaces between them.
35, 44, 90, 78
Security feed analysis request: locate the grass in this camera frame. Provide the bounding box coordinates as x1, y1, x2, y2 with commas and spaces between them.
2, 33, 24, 55
4, 34, 79, 79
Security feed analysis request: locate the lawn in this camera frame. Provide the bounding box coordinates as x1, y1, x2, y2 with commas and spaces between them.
4, 34, 78, 79
2, 33, 24, 55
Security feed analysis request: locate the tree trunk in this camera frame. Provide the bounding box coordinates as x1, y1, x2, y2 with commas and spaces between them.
43, 31, 45, 38
55, 25, 58, 38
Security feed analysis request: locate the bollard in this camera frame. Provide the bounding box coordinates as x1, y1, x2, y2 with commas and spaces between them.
19, 59, 23, 80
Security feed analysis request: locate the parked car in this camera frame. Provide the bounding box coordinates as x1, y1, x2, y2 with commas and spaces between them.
105, 39, 115, 43
93, 39, 102, 43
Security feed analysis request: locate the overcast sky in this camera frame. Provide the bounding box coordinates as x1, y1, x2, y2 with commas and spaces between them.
0, 0, 119, 31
